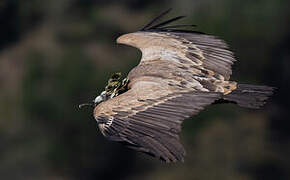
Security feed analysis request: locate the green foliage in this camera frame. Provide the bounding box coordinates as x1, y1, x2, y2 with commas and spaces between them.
105, 72, 129, 98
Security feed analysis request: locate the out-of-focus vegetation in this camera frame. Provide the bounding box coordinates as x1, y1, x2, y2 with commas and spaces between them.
0, 0, 289, 179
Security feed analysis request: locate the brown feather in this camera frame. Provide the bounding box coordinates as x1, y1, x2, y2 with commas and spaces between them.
94, 24, 240, 162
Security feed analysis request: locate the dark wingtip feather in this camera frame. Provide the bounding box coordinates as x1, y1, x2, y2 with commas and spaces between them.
141, 8, 172, 31
141, 9, 204, 34
149, 15, 186, 29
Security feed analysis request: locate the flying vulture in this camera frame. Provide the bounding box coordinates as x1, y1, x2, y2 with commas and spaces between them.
80, 9, 274, 162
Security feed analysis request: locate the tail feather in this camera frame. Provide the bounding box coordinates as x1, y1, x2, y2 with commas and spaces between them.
220, 84, 275, 109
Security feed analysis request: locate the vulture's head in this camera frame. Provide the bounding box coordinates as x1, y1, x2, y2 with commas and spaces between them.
93, 91, 108, 106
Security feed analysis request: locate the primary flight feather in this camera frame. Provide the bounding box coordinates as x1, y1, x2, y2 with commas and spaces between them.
83, 9, 274, 162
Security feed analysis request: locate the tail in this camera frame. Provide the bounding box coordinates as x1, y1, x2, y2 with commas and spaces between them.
217, 84, 275, 109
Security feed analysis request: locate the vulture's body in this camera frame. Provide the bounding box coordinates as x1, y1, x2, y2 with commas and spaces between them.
89, 10, 274, 162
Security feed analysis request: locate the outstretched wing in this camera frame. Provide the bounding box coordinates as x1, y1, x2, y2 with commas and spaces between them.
117, 9, 236, 82
117, 31, 236, 82
94, 80, 220, 162
94, 10, 238, 162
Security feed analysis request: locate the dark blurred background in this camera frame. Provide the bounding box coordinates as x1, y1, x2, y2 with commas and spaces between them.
0, 0, 289, 179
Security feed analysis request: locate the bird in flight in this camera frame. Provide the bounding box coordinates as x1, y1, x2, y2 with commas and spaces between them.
80, 9, 274, 162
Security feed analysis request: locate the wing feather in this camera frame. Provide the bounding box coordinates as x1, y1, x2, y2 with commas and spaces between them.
117, 31, 236, 81
94, 87, 220, 162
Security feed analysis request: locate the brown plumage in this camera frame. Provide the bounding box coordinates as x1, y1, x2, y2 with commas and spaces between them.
91, 10, 274, 162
